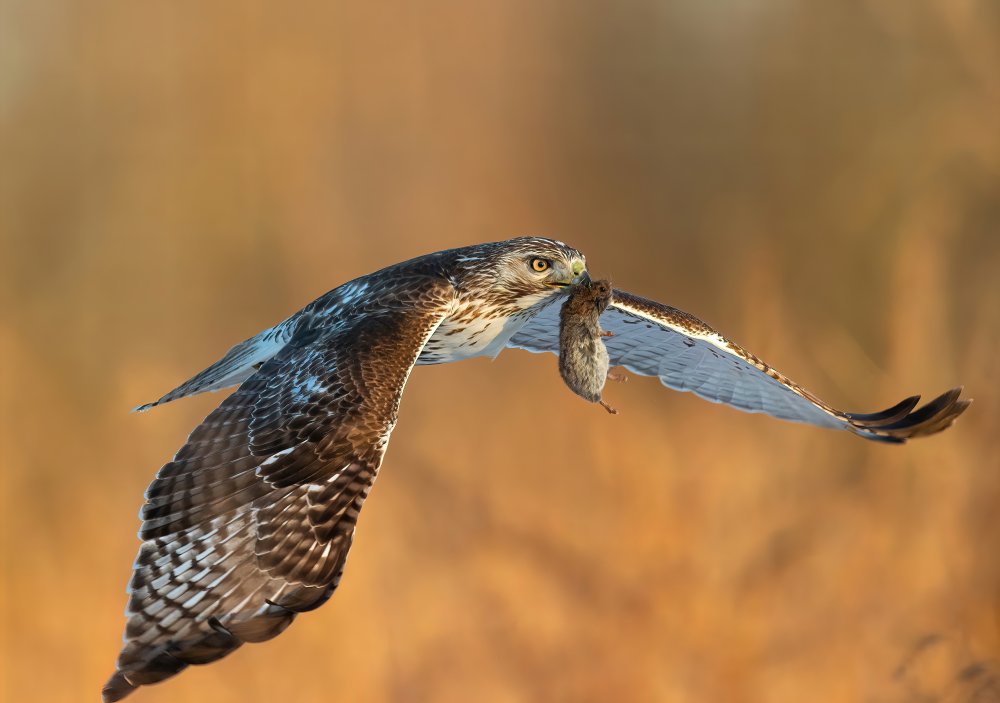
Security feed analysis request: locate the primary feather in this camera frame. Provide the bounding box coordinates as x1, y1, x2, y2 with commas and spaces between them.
509, 288, 970, 442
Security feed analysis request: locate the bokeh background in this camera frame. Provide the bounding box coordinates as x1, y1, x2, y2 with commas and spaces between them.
3, 1, 1000, 701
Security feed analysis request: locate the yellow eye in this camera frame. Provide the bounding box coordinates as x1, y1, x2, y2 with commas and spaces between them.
531, 258, 550, 272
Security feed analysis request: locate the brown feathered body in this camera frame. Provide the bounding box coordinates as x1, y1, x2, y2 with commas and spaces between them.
105, 237, 970, 702
558, 279, 614, 406
104, 238, 588, 701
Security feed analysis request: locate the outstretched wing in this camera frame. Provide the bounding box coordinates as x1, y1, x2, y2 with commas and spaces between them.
104, 277, 455, 702
509, 288, 969, 443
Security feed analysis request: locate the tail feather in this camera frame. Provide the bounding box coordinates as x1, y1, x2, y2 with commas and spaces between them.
134, 321, 294, 412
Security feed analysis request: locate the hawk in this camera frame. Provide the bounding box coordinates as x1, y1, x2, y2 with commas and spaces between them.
105, 237, 969, 700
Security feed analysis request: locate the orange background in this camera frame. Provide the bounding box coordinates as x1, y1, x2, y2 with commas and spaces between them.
2, 2, 999, 702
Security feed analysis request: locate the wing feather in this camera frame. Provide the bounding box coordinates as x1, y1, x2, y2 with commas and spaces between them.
508, 288, 969, 442
105, 276, 455, 702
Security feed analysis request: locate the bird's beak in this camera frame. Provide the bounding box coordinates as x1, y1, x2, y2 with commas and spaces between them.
549, 260, 589, 288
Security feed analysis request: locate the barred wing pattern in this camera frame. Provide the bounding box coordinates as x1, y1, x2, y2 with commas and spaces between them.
509, 289, 969, 443
104, 277, 455, 702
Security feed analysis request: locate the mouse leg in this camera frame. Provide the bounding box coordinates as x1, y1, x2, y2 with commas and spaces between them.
600, 330, 615, 337
599, 399, 618, 414
607, 371, 628, 383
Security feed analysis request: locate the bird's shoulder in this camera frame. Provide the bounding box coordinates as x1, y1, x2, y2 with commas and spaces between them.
289, 257, 461, 338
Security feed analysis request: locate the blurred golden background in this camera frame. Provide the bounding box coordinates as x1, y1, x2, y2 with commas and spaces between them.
2, 1, 1000, 701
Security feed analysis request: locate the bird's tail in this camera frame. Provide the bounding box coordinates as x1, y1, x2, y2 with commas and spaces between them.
133, 320, 294, 412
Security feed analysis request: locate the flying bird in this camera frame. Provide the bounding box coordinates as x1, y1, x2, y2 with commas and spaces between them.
105, 237, 969, 701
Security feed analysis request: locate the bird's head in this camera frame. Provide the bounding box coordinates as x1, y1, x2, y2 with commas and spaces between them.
482, 236, 589, 308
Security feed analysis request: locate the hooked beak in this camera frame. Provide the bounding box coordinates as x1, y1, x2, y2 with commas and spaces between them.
549, 259, 589, 288
568, 259, 589, 286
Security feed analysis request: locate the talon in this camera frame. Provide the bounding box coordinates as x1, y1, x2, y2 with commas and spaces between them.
600, 330, 614, 337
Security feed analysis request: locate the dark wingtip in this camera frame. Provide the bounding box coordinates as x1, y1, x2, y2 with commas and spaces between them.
845, 394, 921, 426
102, 672, 136, 703
131, 402, 156, 414
849, 387, 970, 443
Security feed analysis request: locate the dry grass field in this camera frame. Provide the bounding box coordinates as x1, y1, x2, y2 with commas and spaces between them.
2, 1, 1000, 701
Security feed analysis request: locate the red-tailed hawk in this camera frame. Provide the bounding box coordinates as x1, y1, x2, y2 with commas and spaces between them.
105, 237, 969, 700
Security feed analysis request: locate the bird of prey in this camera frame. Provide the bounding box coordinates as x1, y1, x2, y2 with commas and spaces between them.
104, 237, 969, 701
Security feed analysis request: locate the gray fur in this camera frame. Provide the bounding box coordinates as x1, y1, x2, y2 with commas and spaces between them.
558, 280, 616, 411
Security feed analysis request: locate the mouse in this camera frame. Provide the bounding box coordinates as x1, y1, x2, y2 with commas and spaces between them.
558, 278, 626, 414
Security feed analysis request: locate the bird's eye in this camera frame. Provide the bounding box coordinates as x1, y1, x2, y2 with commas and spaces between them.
530, 258, 550, 272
